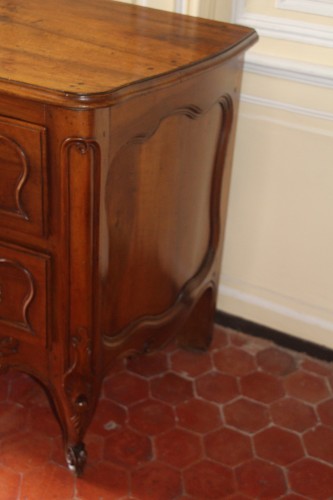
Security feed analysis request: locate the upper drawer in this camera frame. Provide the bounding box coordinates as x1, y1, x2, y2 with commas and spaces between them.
0, 116, 47, 237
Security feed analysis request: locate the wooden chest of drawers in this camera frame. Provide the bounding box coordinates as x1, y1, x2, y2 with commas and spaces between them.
0, 0, 257, 475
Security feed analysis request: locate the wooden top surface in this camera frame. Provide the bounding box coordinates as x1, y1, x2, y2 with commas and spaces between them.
0, 0, 257, 107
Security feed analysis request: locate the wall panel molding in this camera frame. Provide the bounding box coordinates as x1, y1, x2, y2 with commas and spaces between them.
244, 52, 333, 88
233, 6, 333, 47
241, 93, 333, 122
276, 0, 333, 18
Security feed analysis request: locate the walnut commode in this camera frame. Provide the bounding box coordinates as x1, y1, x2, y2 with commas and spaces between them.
0, 0, 257, 475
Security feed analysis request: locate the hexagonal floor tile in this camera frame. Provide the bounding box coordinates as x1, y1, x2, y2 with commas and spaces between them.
103, 372, 149, 406
270, 397, 317, 432
303, 425, 333, 463
224, 397, 270, 433
256, 347, 297, 376
155, 428, 202, 468
176, 399, 221, 433
204, 427, 253, 466
20, 463, 75, 500
170, 349, 212, 377
284, 370, 330, 403
254, 427, 304, 465
129, 400, 175, 435
150, 373, 193, 405
195, 372, 239, 404
288, 458, 333, 498
183, 460, 235, 498
213, 347, 256, 376
0, 464, 21, 499
317, 398, 333, 427
240, 372, 285, 403
236, 459, 287, 498
131, 462, 182, 500
75, 462, 129, 500
104, 427, 152, 467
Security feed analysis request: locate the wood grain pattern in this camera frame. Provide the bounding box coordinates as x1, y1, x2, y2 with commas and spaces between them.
0, 0, 257, 106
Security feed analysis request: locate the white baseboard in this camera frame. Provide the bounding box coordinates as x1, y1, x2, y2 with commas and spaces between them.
219, 283, 333, 334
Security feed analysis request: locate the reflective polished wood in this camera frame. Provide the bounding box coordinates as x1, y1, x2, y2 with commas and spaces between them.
0, 0, 257, 475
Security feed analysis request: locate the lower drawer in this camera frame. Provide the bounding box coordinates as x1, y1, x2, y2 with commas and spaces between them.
0, 242, 50, 354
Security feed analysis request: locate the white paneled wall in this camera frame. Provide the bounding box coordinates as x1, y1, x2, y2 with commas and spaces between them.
222, 0, 333, 347
114, 0, 333, 348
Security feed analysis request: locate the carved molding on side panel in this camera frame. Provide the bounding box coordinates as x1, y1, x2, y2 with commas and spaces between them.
0, 135, 29, 220
103, 94, 233, 346
0, 258, 35, 333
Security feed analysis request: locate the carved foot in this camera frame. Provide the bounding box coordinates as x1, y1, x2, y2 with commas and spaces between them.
66, 442, 87, 477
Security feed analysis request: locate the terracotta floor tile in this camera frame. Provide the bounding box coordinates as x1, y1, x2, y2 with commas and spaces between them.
28, 405, 61, 437
131, 462, 182, 500
284, 370, 330, 403
303, 425, 333, 463
129, 399, 175, 435
155, 428, 202, 468
195, 371, 239, 404
288, 458, 333, 498
301, 357, 333, 377
183, 460, 235, 498
270, 397, 317, 432
224, 397, 270, 432
283, 495, 308, 500
0, 402, 28, 438
204, 427, 252, 466
8, 373, 48, 407
213, 347, 256, 376
103, 372, 149, 406
236, 459, 287, 498
20, 462, 74, 500
317, 398, 333, 427
75, 462, 129, 500
150, 372, 193, 405
104, 426, 152, 467
240, 371, 285, 403
89, 398, 127, 436
1, 325, 333, 499
0, 431, 52, 472
170, 349, 212, 377
0, 465, 21, 500
256, 346, 297, 376
254, 427, 304, 465
176, 398, 222, 433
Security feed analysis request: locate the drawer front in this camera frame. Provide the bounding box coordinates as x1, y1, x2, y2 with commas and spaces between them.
0, 243, 50, 351
0, 116, 47, 236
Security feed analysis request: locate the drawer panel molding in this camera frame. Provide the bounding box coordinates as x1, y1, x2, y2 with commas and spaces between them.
0, 243, 50, 345
0, 116, 47, 237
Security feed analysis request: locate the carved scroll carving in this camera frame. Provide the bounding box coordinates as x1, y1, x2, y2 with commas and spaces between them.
63, 328, 93, 438
0, 258, 35, 333
0, 134, 29, 220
